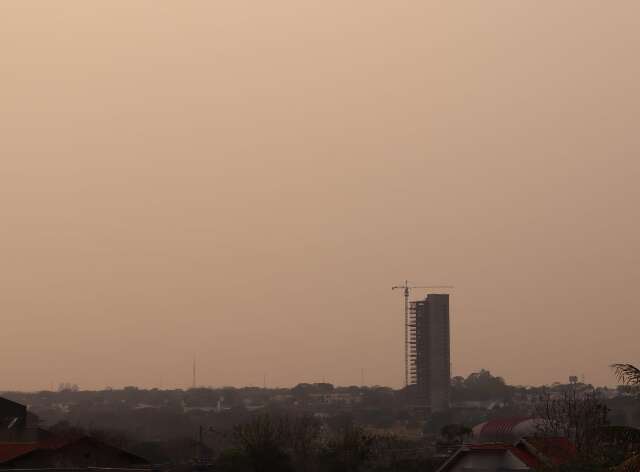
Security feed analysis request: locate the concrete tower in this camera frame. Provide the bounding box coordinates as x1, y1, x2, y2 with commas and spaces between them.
411, 294, 450, 413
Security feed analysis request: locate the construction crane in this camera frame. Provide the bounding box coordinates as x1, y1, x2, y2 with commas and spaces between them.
392, 281, 454, 388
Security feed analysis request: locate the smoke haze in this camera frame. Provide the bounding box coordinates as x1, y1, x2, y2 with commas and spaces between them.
1, 1, 639, 390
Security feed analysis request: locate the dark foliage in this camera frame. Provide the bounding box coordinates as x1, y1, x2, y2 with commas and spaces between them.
451, 369, 513, 402
612, 364, 640, 386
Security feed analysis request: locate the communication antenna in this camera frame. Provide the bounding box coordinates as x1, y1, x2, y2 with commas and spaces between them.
192, 357, 197, 389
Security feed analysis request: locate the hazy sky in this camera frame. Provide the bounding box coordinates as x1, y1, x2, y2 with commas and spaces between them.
1, 2, 639, 391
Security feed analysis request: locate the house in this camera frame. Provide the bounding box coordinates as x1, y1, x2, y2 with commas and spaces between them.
0, 397, 39, 442
436, 443, 538, 471
0, 397, 149, 469
0, 398, 26, 429
0, 436, 150, 469
309, 392, 362, 406
436, 437, 576, 472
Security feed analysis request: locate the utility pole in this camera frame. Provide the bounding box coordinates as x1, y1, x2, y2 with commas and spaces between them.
192, 357, 197, 389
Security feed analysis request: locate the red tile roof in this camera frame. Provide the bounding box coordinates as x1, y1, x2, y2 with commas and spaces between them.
519, 437, 577, 466
0, 443, 39, 463
38, 436, 73, 450
509, 446, 541, 468
0, 436, 74, 464
474, 417, 538, 441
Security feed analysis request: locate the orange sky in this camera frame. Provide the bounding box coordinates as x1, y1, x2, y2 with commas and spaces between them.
1, 1, 639, 390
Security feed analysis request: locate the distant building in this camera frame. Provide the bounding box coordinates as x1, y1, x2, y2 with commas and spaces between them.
410, 294, 450, 413
309, 392, 362, 406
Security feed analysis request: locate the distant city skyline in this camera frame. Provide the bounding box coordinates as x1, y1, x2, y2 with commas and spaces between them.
1, 1, 639, 391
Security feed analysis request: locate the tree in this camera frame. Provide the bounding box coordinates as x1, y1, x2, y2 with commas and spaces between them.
232, 413, 321, 472
616, 454, 640, 472
423, 410, 452, 435
534, 384, 609, 455
233, 414, 293, 472
451, 369, 512, 401
214, 448, 252, 472
57, 383, 79, 392
288, 414, 322, 472
611, 363, 640, 471
440, 424, 472, 444
319, 420, 377, 472
612, 364, 640, 386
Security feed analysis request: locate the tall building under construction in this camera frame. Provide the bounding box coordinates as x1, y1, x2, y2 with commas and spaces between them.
409, 294, 450, 413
